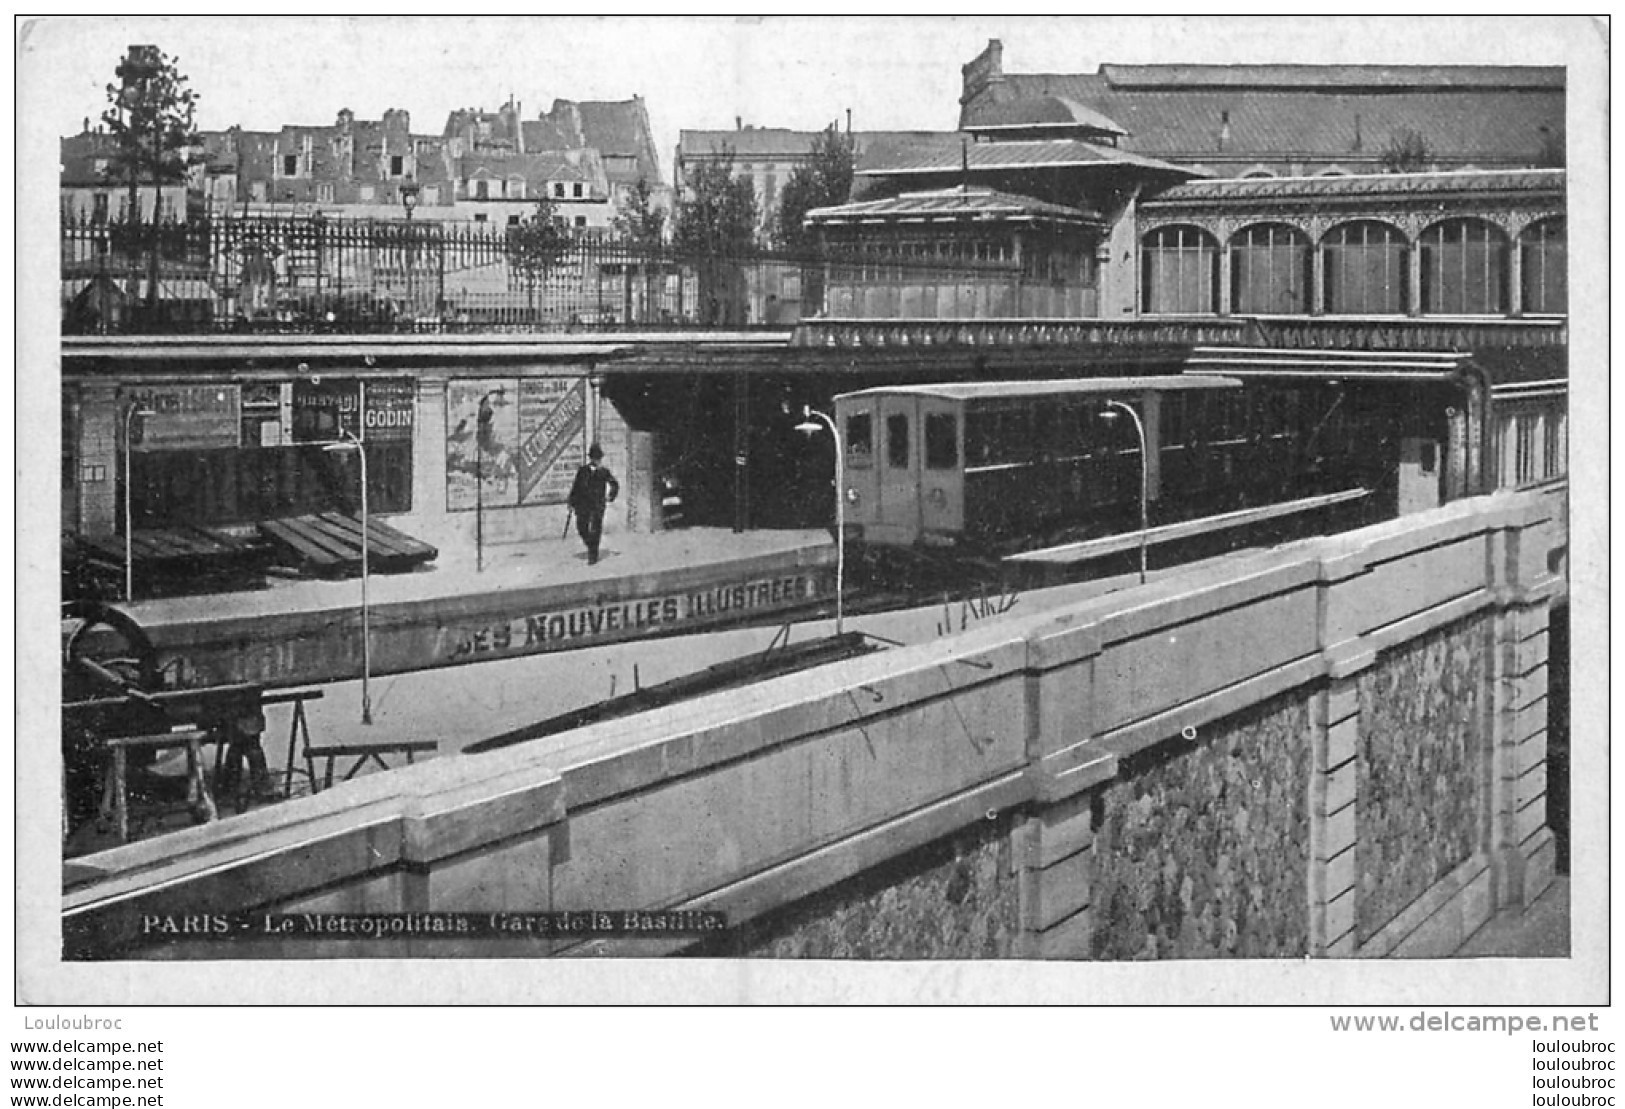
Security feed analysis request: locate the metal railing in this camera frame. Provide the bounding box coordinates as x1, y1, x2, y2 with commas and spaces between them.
60, 214, 1101, 334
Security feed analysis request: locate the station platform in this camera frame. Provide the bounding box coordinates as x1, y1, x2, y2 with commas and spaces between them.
121, 527, 838, 690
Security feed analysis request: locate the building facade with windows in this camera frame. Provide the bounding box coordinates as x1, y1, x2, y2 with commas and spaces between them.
64, 93, 669, 229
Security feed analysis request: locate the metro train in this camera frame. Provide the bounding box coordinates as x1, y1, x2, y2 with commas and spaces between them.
828, 348, 1565, 558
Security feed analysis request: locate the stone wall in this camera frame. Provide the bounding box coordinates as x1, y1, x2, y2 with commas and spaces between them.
1091, 693, 1311, 960
1354, 617, 1487, 945
692, 812, 1022, 959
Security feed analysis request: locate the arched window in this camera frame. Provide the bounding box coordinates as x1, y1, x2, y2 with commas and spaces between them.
1230, 223, 1311, 314
1520, 217, 1566, 315
1420, 218, 1508, 315
1323, 221, 1408, 315
1141, 225, 1219, 315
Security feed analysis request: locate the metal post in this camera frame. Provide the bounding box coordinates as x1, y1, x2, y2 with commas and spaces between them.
123, 403, 154, 602
1103, 400, 1149, 584
796, 408, 844, 636
358, 434, 370, 724
323, 431, 372, 723
476, 420, 484, 572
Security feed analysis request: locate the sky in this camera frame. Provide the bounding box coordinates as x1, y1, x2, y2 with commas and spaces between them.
21, 15, 1602, 182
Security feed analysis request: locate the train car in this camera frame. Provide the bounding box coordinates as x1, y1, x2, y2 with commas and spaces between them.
830, 348, 1563, 563
832, 375, 1247, 548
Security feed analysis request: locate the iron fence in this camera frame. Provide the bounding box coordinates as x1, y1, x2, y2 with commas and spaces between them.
61, 214, 1097, 334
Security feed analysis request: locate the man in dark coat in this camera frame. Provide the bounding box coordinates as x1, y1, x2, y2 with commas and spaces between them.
568, 443, 619, 564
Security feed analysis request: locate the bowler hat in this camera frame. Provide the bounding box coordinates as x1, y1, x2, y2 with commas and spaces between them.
588, 442, 604, 460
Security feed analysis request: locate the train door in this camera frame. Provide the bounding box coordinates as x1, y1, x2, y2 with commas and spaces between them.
872, 395, 922, 543
839, 397, 879, 536
918, 397, 963, 538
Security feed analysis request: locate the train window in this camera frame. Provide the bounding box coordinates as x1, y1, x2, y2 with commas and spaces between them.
886, 413, 910, 468
1162, 394, 1185, 445
845, 412, 873, 469
925, 413, 958, 470
1033, 405, 1056, 459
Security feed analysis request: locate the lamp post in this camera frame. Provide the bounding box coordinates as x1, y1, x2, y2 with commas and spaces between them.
123, 402, 156, 602
474, 389, 502, 572
400, 184, 419, 321
323, 430, 372, 724
794, 406, 845, 636
1100, 400, 1149, 585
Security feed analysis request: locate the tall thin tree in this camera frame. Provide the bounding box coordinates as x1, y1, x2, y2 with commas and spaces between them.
100, 45, 201, 311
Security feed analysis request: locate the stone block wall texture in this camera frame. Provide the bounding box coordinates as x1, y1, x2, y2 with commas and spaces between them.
689, 812, 1021, 959
1090, 692, 1312, 960
1354, 615, 1487, 944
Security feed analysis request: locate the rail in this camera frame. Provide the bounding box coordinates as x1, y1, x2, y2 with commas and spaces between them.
1004, 487, 1372, 565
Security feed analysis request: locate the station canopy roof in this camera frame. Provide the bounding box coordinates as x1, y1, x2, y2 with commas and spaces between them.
1145, 167, 1566, 207
836, 375, 1240, 402
855, 136, 1204, 179
962, 95, 1131, 139
806, 185, 1104, 228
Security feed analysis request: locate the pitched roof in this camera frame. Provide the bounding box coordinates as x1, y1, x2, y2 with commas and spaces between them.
965, 95, 1128, 137
967, 67, 1565, 166
856, 136, 1202, 178
517, 98, 661, 184
1097, 64, 1564, 90
806, 186, 1102, 227
578, 99, 661, 183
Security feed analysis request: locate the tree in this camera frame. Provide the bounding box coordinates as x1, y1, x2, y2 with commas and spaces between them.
672, 147, 759, 324
100, 45, 201, 311
612, 176, 667, 246
505, 197, 569, 316
774, 125, 855, 251
672, 146, 759, 256
1379, 129, 1433, 174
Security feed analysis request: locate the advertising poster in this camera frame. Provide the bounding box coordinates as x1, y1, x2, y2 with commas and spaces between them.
129, 384, 242, 451
446, 378, 518, 512
363, 379, 416, 442
517, 378, 588, 505
291, 379, 361, 442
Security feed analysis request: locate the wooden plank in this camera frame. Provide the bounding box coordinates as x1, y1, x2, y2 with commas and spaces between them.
365, 519, 438, 560
278, 516, 360, 562
1005, 487, 1372, 566
297, 516, 363, 554
311, 514, 416, 559
153, 530, 213, 558
316, 513, 437, 566
260, 519, 348, 568
133, 532, 187, 559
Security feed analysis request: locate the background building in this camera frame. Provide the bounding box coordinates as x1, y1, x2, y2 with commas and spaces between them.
957, 39, 1565, 178
63, 93, 670, 228
674, 124, 949, 241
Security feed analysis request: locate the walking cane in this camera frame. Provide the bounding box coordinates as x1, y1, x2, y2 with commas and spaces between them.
562, 506, 574, 540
